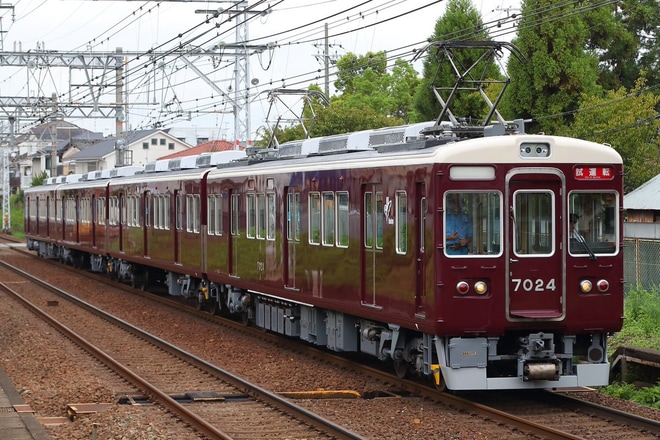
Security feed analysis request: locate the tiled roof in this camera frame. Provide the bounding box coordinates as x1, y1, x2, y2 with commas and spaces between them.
158, 140, 238, 159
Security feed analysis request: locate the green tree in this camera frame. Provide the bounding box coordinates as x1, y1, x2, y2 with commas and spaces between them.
311, 100, 403, 136
335, 51, 388, 95
609, 0, 660, 91
585, 2, 638, 91
413, 0, 502, 123
504, 0, 601, 133
564, 77, 660, 192
334, 52, 419, 123
31, 171, 49, 187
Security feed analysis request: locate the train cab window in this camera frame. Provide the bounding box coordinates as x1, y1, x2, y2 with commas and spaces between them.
445, 191, 502, 257
568, 191, 618, 255
309, 192, 321, 245
513, 191, 554, 256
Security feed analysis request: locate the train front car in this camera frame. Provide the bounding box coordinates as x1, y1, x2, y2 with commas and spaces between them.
434, 134, 623, 390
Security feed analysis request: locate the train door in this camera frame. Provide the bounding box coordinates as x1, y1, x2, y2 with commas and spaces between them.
118, 193, 125, 252
506, 170, 565, 320
229, 189, 240, 277
75, 196, 80, 243
174, 191, 181, 264
415, 183, 427, 315
91, 195, 97, 248
143, 191, 150, 257
361, 183, 384, 307
284, 187, 300, 289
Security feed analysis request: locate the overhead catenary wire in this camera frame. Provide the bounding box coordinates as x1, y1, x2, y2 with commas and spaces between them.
6, 0, 654, 138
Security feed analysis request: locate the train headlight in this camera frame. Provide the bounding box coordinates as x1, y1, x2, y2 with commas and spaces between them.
456, 281, 470, 295
474, 281, 488, 295
596, 279, 610, 293
580, 280, 593, 293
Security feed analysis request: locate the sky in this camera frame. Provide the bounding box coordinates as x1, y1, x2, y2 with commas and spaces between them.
0, 0, 522, 144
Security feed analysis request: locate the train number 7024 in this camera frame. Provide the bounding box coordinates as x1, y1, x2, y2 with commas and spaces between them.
511, 278, 557, 292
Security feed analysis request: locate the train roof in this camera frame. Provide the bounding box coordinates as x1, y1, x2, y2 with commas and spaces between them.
26, 121, 622, 193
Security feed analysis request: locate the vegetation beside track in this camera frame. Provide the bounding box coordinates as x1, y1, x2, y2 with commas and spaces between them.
604, 286, 660, 408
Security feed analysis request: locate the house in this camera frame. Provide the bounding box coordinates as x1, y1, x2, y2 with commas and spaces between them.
15, 120, 103, 189
623, 174, 660, 239
622, 174, 660, 289
157, 139, 238, 160
63, 129, 192, 175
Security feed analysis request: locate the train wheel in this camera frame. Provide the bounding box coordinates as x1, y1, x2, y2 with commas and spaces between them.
433, 372, 447, 392
130, 267, 145, 290
208, 299, 219, 316
393, 359, 408, 379
140, 269, 150, 292
241, 310, 250, 326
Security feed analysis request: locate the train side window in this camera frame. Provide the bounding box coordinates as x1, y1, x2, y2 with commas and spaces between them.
231, 193, 240, 236
322, 192, 335, 246
164, 195, 170, 230
267, 192, 276, 241
186, 194, 200, 233
420, 196, 427, 253
364, 191, 384, 249
337, 192, 349, 248
257, 194, 266, 239
207, 195, 222, 236
96, 198, 105, 226
176, 193, 183, 231
247, 193, 256, 238
109, 197, 117, 226
287, 192, 301, 242
208, 196, 215, 234
309, 192, 321, 245
144, 194, 151, 228
396, 191, 407, 254
154, 196, 161, 229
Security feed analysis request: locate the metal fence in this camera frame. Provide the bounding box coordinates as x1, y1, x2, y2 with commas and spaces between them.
624, 238, 660, 291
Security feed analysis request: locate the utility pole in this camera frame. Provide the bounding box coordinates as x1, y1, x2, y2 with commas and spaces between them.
2, 115, 14, 233
0, 3, 14, 51
314, 24, 341, 99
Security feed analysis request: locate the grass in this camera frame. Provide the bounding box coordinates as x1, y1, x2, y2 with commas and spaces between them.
603, 286, 660, 407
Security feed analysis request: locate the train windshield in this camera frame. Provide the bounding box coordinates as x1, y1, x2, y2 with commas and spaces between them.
444, 191, 502, 257
568, 191, 618, 255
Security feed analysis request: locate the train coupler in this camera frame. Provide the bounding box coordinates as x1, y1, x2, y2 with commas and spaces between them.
521, 360, 560, 381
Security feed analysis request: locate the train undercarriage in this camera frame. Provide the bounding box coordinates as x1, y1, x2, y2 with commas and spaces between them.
27, 239, 612, 391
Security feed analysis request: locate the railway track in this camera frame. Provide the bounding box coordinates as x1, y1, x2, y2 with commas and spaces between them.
0, 257, 362, 440
2, 240, 659, 439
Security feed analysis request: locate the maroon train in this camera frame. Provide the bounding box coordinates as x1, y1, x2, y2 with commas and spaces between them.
24, 121, 624, 390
